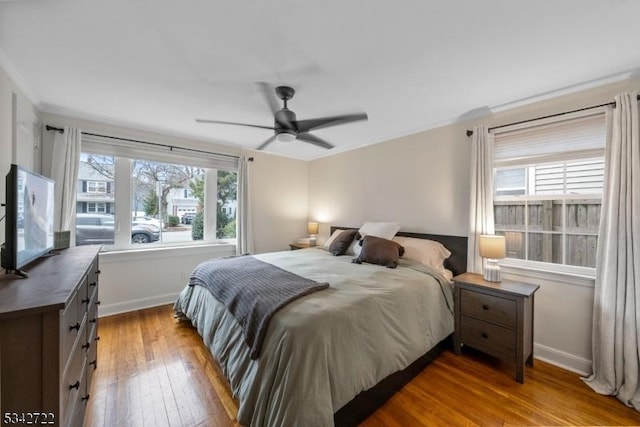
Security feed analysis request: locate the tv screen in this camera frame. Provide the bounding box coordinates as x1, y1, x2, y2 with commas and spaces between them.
2, 164, 55, 273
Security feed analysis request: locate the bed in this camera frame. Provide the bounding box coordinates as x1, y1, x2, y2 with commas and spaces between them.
174, 228, 467, 426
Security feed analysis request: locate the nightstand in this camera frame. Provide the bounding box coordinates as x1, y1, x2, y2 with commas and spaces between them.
289, 242, 314, 250
453, 272, 539, 383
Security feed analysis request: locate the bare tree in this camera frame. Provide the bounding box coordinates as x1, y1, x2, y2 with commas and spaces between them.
134, 161, 202, 220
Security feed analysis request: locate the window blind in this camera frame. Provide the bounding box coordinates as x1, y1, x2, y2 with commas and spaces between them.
533, 159, 605, 194
81, 132, 240, 171
493, 111, 607, 168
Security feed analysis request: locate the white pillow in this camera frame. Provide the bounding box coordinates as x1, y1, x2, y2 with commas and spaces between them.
346, 238, 362, 256
358, 222, 401, 240
392, 236, 451, 270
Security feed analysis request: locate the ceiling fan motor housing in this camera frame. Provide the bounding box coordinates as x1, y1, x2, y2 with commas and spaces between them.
275, 108, 298, 141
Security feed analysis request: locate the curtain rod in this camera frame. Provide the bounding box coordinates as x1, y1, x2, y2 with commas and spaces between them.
465, 94, 640, 137
45, 126, 245, 160
46, 125, 64, 133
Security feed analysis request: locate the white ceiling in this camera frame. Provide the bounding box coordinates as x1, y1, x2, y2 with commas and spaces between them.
1, 0, 639, 160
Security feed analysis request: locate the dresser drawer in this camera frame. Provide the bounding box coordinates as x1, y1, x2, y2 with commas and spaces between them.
61, 337, 87, 427
460, 316, 516, 362
61, 288, 82, 364
86, 327, 98, 388
62, 360, 88, 427
460, 289, 516, 328
77, 275, 90, 315
88, 258, 99, 289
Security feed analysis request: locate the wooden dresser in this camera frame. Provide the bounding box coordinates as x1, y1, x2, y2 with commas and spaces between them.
0, 246, 101, 427
453, 272, 539, 383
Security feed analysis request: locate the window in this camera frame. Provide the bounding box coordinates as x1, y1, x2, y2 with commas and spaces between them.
77, 133, 239, 250
493, 111, 606, 272
87, 202, 107, 213
87, 181, 107, 193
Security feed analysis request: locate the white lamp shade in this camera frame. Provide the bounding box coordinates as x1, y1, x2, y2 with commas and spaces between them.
479, 235, 506, 259
307, 222, 319, 235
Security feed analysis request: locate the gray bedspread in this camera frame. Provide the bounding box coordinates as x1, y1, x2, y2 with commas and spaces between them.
174, 248, 454, 427
188, 255, 329, 359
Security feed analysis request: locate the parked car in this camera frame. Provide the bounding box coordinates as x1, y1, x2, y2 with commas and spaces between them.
132, 216, 163, 230
181, 212, 196, 224
76, 213, 160, 245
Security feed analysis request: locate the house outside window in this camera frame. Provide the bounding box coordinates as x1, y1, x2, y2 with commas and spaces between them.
492, 110, 606, 274
76, 156, 115, 216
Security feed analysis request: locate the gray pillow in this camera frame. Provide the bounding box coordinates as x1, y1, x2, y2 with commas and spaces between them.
352, 235, 405, 268
329, 229, 358, 256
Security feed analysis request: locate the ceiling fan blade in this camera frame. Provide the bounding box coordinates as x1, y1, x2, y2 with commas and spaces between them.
195, 118, 275, 131
297, 132, 334, 149
295, 113, 368, 133
256, 134, 278, 150
256, 82, 281, 115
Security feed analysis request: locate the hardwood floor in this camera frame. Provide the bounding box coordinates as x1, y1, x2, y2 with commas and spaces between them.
84, 304, 640, 426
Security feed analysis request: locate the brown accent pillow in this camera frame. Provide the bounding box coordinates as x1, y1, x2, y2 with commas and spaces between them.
352, 235, 405, 268
329, 229, 358, 256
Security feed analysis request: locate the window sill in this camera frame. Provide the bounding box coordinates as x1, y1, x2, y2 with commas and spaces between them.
500, 263, 595, 288
98, 242, 236, 263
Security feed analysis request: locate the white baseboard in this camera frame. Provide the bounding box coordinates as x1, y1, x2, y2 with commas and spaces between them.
99, 292, 179, 318
534, 343, 592, 376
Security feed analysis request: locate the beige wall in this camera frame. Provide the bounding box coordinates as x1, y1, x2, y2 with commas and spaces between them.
0, 67, 13, 245
308, 76, 640, 373
309, 120, 469, 239
248, 150, 309, 253
0, 65, 40, 245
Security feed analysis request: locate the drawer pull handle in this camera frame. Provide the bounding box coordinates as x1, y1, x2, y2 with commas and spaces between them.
90, 281, 97, 287
69, 381, 80, 390
81, 298, 90, 304
481, 332, 489, 339
90, 318, 97, 324
89, 360, 97, 367
95, 336, 101, 341
82, 342, 90, 350
96, 270, 101, 275
95, 301, 101, 306
81, 394, 90, 402
482, 304, 489, 310
69, 322, 80, 331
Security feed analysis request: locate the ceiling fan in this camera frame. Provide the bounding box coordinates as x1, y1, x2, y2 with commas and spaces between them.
196, 84, 368, 150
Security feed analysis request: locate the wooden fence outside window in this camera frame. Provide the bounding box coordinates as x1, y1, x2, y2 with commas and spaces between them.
494, 199, 600, 268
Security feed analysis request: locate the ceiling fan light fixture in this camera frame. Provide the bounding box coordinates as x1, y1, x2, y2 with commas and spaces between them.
197, 85, 367, 151
276, 132, 296, 143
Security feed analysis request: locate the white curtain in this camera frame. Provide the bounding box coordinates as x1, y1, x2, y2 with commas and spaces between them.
236, 153, 254, 255
467, 125, 495, 273
584, 92, 640, 410
51, 127, 81, 240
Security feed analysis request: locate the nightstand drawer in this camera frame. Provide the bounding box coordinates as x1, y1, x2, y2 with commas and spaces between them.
460, 316, 516, 362
460, 289, 516, 328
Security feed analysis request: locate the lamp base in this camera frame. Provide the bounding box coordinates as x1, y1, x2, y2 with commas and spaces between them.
483, 259, 502, 282
309, 235, 317, 246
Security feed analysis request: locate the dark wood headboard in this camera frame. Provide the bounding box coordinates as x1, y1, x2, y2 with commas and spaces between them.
330, 226, 468, 277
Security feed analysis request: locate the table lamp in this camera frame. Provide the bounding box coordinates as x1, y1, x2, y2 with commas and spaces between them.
307, 222, 319, 246
479, 234, 506, 282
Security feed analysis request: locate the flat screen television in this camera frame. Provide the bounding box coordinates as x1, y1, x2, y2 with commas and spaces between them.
1, 164, 55, 277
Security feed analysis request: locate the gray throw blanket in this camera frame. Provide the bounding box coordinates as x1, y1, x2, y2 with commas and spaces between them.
189, 255, 329, 359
